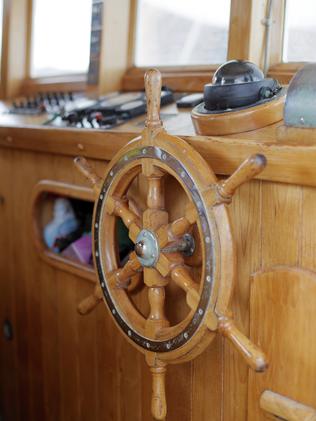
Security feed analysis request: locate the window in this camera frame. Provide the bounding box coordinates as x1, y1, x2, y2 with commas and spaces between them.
31, 0, 92, 78
134, 0, 231, 67
283, 0, 316, 62
0, 0, 3, 69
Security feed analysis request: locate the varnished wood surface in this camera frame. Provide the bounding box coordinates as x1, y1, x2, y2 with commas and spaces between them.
1, 145, 316, 420
1, 84, 316, 420
1, 103, 316, 189
31, 180, 96, 282
249, 267, 316, 420
0, 108, 316, 186
191, 94, 285, 136
260, 390, 316, 421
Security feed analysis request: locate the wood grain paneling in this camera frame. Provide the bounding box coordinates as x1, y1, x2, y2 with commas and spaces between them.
223, 180, 262, 421
249, 267, 316, 420
1, 146, 316, 420
261, 182, 302, 267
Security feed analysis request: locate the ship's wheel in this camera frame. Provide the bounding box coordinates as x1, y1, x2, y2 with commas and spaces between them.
74, 69, 268, 420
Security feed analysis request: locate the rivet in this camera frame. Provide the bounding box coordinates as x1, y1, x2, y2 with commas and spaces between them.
181, 171, 186, 178
198, 308, 204, 316
95, 223, 99, 228
100, 194, 103, 200
112, 309, 116, 315
128, 330, 132, 337
162, 153, 167, 160
124, 155, 128, 161
205, 237, 210, 244
142, 148, 147, 154
77, 143, 84, 150
206, 275, 211, 283
166, 342, 171, 349
101, 282, 105, 287
146, 342, 150, 349
95, 251, 99, 257
110, 170, 113, 176
184, 332, 188, 339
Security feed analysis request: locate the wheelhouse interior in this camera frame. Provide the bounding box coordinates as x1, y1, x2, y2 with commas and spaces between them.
0, 1, 316, 420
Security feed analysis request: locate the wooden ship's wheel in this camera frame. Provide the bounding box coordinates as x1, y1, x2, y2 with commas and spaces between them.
74, 69, 268, 420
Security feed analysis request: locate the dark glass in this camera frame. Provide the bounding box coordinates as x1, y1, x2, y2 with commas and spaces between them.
212, 60, 264, 85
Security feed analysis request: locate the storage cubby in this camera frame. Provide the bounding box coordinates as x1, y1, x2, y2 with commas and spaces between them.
31, 180, 135, 283
31, 180, 96, 282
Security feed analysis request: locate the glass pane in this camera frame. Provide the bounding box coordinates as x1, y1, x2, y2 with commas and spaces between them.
0, 0, 3, 68
31, 0, 92, 77
283, 0, 316, 62
135, 0, 231, 67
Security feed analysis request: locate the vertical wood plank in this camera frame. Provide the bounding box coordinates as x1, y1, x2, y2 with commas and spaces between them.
95, 305, 119, 421
166, 363, 192, 421
117, 331, 142, 421
13, 151, 46, 421
39, 263, 61, 421
223, 180, 262, 421
77, 282, 98, 421
0, 149, 19, 421
192, 337, 222, 421
301, 186, 316, 270
248, 181, 303, 419
249, 268, 316, 420
261, 182, 302, 267
57, 271, 80, 421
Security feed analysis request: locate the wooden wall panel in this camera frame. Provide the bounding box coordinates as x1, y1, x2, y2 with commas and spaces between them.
192, 337, 222, 421
247, 181, 310, 420
39, 264, 60, 421
248, 268, 316, 420
223, 180, 262, 421
0, 149, 213, 421
301, 186, 316, 269
261, 182, 302, 267
0, 149, 19, 421
1, 148, 315, 421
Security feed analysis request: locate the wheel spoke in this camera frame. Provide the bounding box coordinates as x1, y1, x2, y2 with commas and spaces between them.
141, 162, 168, 231
127, 196, 143, 218
171, 266, 217, 330
156, 203, 197, 248
77, 284, 103, 315
106, 196, 141, 242
143, 267, 169, 338
108, 252, 143, 289
170, 265, 201, 313
156, 252, 183, 277
74, 156, 102, 195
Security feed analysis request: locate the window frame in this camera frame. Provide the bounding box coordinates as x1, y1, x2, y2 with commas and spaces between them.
21, 0, 89, 95
266, 0, 313, 84
122, 0, 254, 92
1, 0, 309, 99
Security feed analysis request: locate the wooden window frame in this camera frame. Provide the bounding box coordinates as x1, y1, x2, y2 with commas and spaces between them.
1, 0, 307, 99
124, 0, 310, 91
20, 0, 88, 95
267, 0, 311, 84
122, 0, 254, 92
